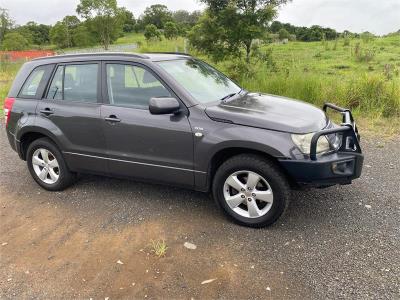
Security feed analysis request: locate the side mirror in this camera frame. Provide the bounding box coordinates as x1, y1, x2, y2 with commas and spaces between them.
149, 97, 180, 115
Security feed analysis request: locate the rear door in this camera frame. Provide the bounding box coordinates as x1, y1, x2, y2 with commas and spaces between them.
100, 62, 195, 187
36, 62, 107, 173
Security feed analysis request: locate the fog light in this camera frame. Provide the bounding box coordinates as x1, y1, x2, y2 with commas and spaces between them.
332, 160, 354, 175
332, 162, 345, 174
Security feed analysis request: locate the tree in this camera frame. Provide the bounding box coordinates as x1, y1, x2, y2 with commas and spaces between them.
1, 32, 30, 50
50, 21, 69, 48
120, 7, 136, 33
189, 0, 290, 62
62, 16, 81, 47
172, 10, 201, 27
0, 8, 14, 43
73, 24, 96, 47
270, 20, 282, 33
164, 21, 179, 40
172, 10, 202, 35
18, 22, 51, 45
76, 0, 123, 50
144, 24, 161, 41
141, 4, 172, 29
278, 28, 290, 40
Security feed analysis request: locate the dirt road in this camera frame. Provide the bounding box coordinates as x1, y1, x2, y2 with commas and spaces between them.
1, 125, 399, 299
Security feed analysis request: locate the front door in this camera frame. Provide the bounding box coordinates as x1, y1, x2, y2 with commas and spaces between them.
36, 62, 107, 173
101, 63, 194, 187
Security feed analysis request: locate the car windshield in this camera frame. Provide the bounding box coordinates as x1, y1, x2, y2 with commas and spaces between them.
156, 59, 241, 103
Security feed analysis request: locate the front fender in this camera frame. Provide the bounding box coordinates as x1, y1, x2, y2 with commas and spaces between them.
191, 119, 299, 192
194, 123, 296, 173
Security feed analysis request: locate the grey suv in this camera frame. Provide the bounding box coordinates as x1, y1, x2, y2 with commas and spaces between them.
4, 53, 363, 227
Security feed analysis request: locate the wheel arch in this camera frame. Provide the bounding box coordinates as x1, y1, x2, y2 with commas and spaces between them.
206, 146, 296, 191
18, 128, 61, 160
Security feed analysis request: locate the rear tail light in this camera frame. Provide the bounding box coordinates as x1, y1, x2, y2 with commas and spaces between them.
3, 97, 15, 127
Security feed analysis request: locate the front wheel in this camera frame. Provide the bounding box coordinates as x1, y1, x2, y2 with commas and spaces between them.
212, 154, 291, 228
26, 138, 76, 191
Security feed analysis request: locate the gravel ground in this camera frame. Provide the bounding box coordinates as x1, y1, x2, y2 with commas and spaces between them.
0, 124, 399, 299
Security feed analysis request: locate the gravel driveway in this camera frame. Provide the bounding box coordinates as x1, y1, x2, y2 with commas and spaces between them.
0, 124, 399, 299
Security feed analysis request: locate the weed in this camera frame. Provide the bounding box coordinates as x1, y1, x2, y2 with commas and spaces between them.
354, 43, 375, 62
384, 64, 393, 80
332, 39, 338, 51
334, 65, 350, 70
314, 52, 322, 58
150, 240, 168, 258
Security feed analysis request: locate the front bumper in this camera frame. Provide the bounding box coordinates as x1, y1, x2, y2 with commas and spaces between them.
279, 151, 364, 186
280, 103, 364, 187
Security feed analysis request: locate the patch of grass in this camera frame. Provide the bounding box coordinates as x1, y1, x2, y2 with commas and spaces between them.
0, 61, 21, 114
150, 239, 168, 258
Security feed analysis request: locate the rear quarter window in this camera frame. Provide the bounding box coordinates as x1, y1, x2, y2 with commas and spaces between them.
18, 65, 54, 99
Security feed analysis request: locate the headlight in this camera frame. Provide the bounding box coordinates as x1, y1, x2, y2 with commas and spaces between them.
330, 133, 342, 150
291, 133, 330, 155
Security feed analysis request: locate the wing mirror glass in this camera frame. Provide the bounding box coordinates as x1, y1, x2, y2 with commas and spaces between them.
149, 97, 180, 115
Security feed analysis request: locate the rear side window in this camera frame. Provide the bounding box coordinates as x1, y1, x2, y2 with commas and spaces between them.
19, 66, 51, 98
47, 64, 98, 103
48, 66, 63, 100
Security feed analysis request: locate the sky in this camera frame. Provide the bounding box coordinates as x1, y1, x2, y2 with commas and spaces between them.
1, 0, 399, 35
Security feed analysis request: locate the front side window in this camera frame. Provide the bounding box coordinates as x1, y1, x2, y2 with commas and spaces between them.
47, 64, 98, 103
156, 59, 241, 103
19, 67, 46, 97
106, 64, 171, 109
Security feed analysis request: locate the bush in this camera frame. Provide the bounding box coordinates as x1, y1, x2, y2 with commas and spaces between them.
278, 28, 290, 40
354, 43, 375, 62
164, 21, 179, 40
1, 32, 30, 50
144, 24, 162, 41
224, 58, 255, 82
73, 25, 96, 47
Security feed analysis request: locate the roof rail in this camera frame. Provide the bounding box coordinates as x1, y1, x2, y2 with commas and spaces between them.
31, 52, 149, 61
144, 52, 192, 56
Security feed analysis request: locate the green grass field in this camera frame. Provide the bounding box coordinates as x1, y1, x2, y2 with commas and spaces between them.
1, 32, 399, 134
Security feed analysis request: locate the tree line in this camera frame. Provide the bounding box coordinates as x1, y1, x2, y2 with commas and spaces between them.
0, 1, 201, 50
1, 0, 398, 62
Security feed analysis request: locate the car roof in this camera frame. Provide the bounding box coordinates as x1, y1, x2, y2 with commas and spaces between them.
31, 52, 192, 63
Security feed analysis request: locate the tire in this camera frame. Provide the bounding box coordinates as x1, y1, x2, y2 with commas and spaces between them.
212, 154, 291, 228
26, 138, 76, 191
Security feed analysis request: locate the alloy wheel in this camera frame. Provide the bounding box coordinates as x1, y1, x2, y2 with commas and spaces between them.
32, 148, 60, 185
223, 170, 274, 218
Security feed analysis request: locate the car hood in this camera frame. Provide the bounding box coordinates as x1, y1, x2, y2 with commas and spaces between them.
204, 93, 328, 134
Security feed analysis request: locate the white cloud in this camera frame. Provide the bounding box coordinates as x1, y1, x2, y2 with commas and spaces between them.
277, 0, 400, 35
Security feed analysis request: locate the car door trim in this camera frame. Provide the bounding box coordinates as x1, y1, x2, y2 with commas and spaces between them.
63, 151, 206, 174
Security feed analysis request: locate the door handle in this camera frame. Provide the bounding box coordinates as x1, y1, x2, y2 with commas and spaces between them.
105, 115, 121, 123
40, 108, 54, 115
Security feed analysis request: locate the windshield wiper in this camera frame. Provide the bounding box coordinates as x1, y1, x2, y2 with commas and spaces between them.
220, 89, 242, 101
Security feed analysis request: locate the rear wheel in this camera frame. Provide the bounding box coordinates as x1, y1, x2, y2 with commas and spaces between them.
212, 154, 290, 227
27, 138, 76, 191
